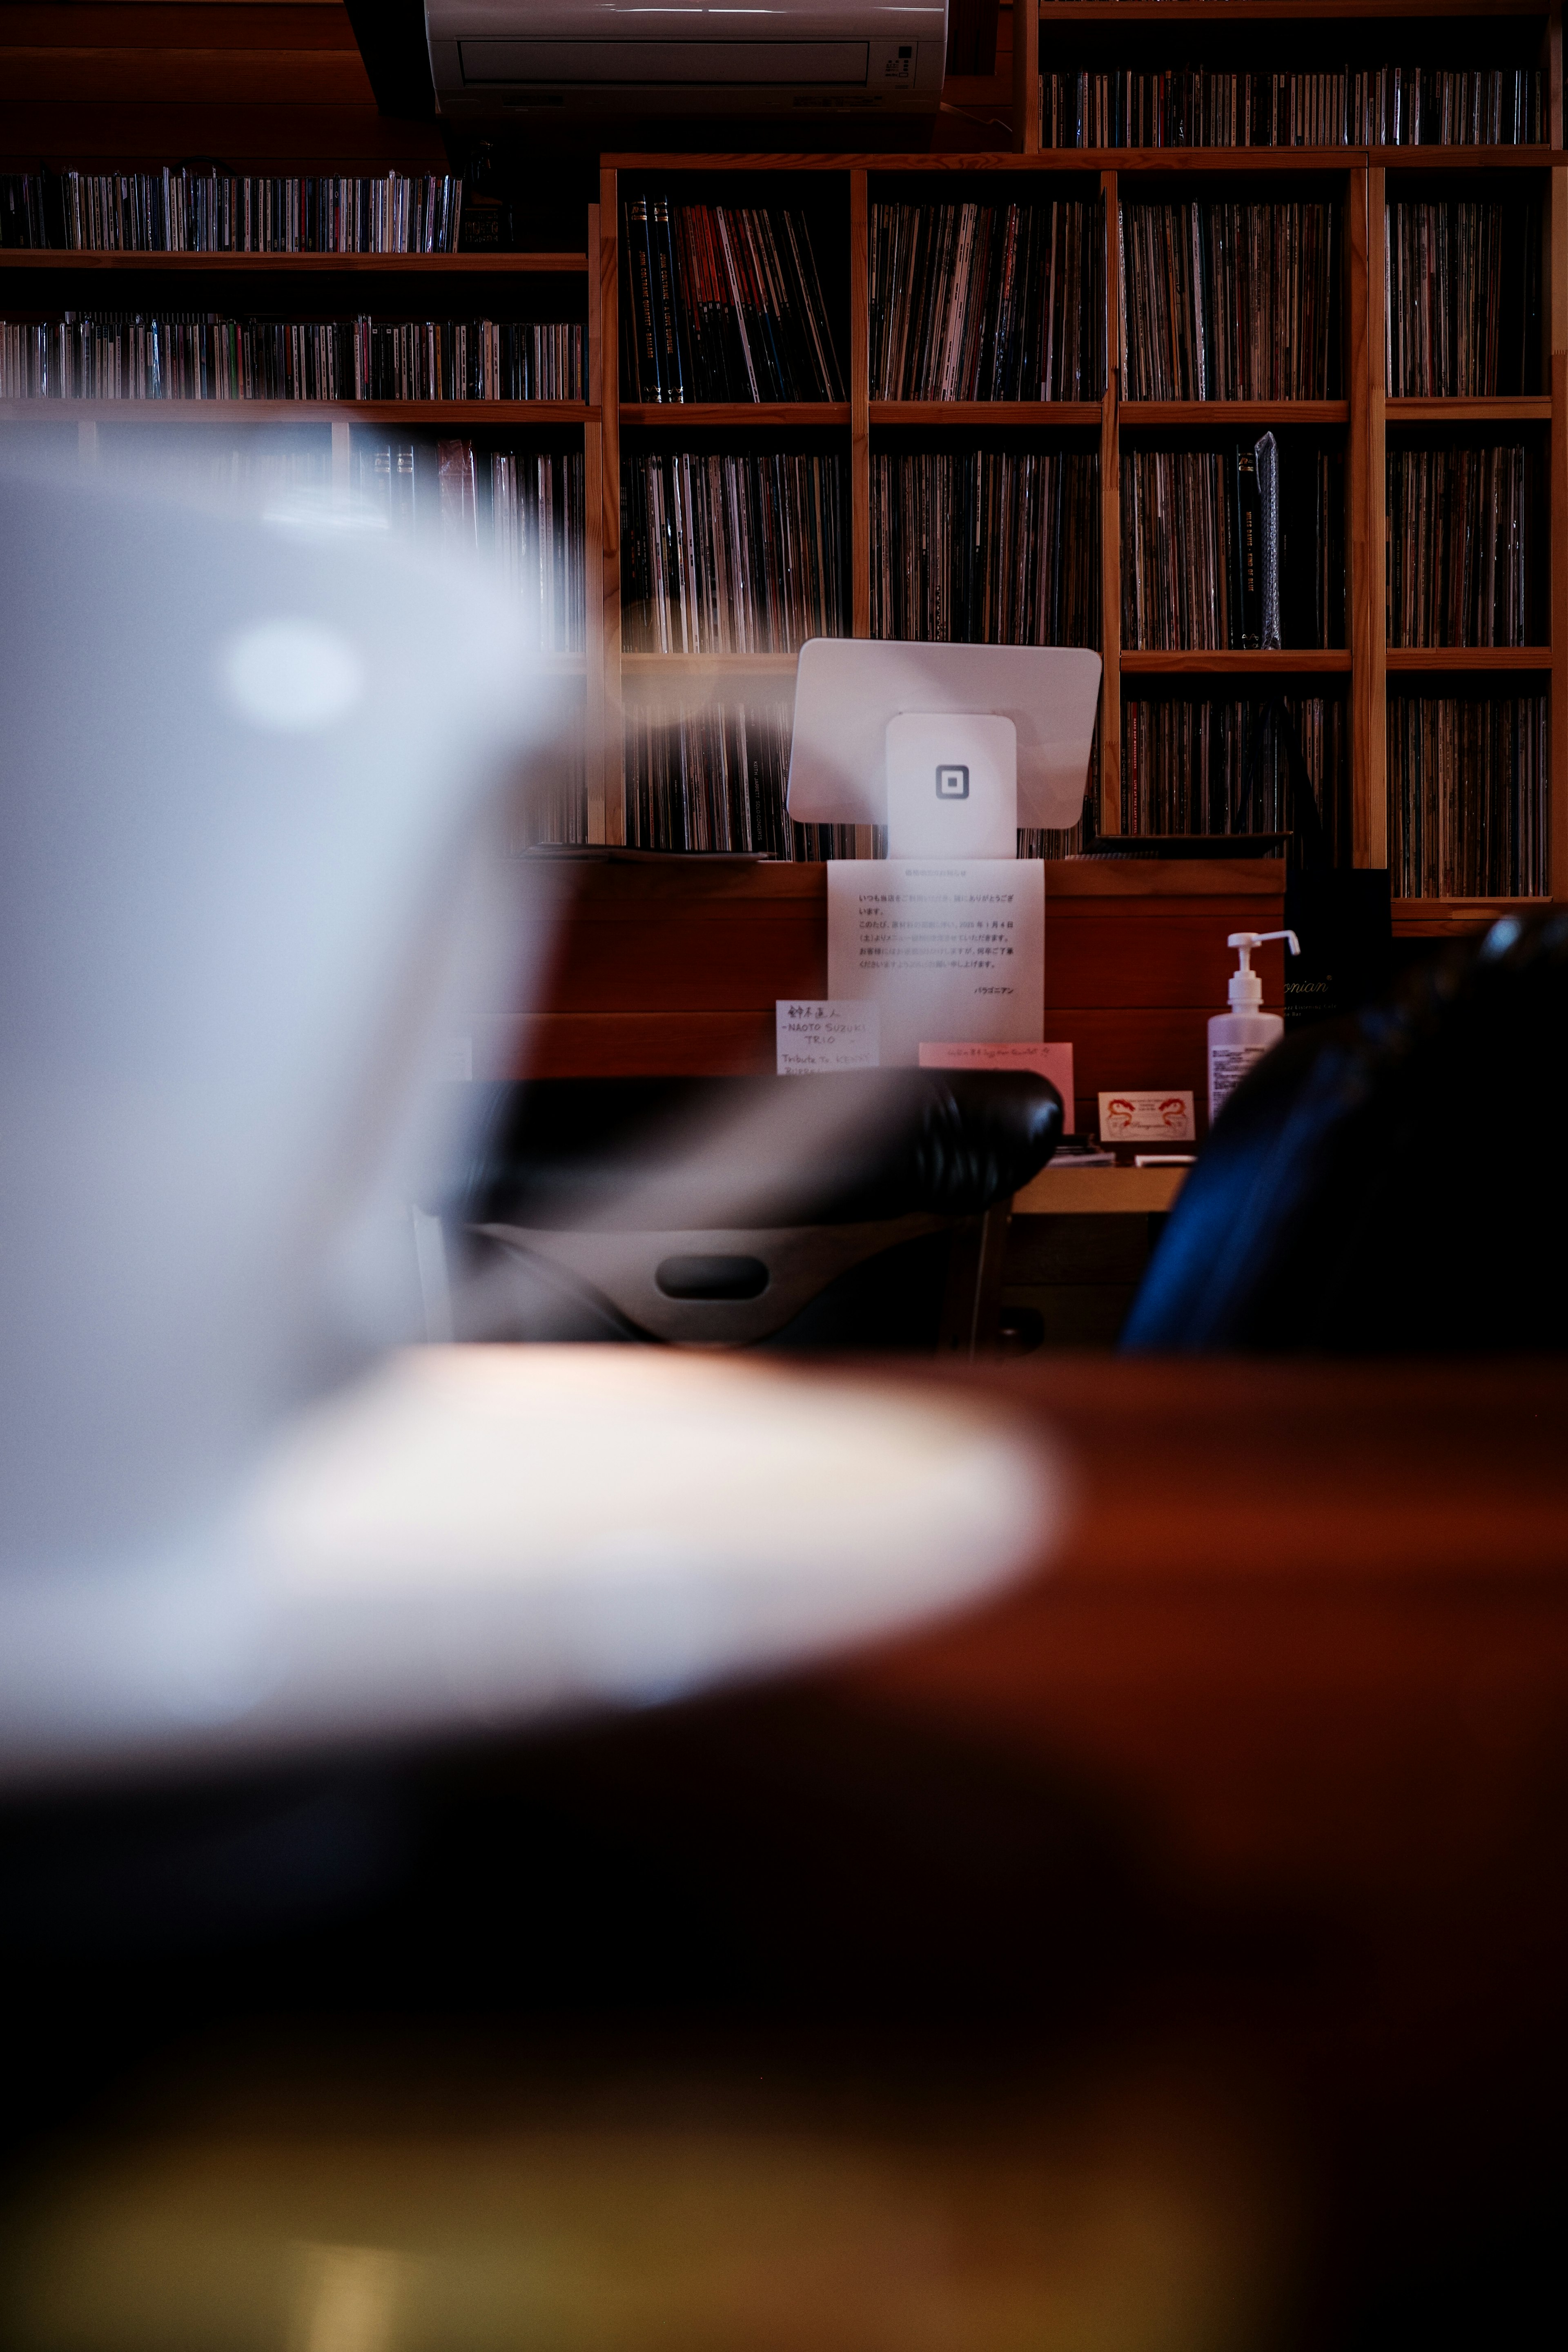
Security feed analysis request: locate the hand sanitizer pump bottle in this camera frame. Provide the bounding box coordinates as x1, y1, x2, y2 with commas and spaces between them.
1208, 930, 1300, 1127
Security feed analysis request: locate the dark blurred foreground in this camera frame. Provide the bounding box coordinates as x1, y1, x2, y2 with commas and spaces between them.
2, 1355, 1566, 2352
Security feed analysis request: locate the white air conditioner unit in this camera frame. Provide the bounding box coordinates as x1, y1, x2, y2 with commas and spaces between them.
425, 2, 949, 120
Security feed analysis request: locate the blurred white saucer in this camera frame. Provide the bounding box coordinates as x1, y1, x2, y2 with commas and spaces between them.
0, 1348, 1067, 1785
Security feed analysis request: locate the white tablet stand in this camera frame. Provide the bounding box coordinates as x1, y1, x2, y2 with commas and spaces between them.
788, 641, 1102, 1065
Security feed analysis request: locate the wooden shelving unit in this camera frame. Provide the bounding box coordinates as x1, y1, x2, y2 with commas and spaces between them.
581, 0, 1566, 914
2, 0, 1563, 920
0, 221, 607, 817
0, 251, 588, 275
1122, 650, 1354, 673
1019, 0, 1566, 913
0, 401, 598, 424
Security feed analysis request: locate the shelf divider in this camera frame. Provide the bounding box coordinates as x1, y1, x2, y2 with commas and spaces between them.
1100, 165, 1122, 837
583, 197, 606, 852
1121, 650, 1354, 673
1365, 165, 1389, 869
1552, 163, 1568, 900
1385, 648, 1553, 670
0, 251, 589, 274
1016, 0, 1041, 156
851, 169, 871, 646
851, 167, 874, 858
0, 400, 596, 424
870, 400, 1102, 424
1119, 401, 1350, 425
598, 168, 623, 847
1386, 397, 1553, 420
1347, 164, 1374, 868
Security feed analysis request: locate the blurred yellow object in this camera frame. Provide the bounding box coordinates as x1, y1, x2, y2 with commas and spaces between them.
1, 2046, 1292, 2352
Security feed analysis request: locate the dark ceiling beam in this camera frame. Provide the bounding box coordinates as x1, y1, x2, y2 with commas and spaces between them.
341, 0, 435, 121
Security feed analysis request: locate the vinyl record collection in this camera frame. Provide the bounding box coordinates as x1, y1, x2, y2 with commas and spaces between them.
0, 314, 584, 401
1044, 67, 1544, 149
514, 765, 590, 847
1384, 200, 1540, 395
623, 695, 855, 859
1118, 200, 1341, 399
352, 436, 420, 533
1387, 445, 1532, 648
870, 450, 1099, 645
351, 436, 586, 651
511, 706, 590, 848
621, 451, 845, 654
98, 432, 330, 510
1020, 742, 1101, 860
489, 447, 588, 653
1121, 443, 1341, 649
620, 197, 844, 402
0, 169, 464, 253
1390, 697, 1548, 897
1121, 697, 1345, 849
867, 201, 1103, 400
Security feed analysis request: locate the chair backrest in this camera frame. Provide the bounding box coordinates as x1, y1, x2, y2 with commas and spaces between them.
448, 1071, 1064, 1349
457, 1071, 1064, 1231
1122, 912, 1568, 1353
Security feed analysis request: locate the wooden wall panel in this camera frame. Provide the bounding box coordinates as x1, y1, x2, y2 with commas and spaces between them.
480, 1010, 781, 1082
0, 103, 445, 167
1043, 902, 1286, 1011
489, 859, 1285, 1131
0, 7, 356, 49
0, 0, 445, 167
3, 52, 372, 104
533, 915, 827, 1016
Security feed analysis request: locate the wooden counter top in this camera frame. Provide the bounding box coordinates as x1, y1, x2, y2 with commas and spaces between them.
1012, 1163, 1189, 1213
826, 1355, 1568, 1922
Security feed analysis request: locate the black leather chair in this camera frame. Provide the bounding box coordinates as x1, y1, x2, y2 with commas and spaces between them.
1123, 910, 1568, 1353
428, 1069, 1064, 1352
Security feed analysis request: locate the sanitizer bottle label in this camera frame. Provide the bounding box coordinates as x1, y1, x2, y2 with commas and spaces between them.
1209, 1043, 1269, 1120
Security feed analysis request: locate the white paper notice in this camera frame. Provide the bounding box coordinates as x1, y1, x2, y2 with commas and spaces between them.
827, 860, 1045, 1067
920, 1039, 1074, 1116
776, 998, 880, 1074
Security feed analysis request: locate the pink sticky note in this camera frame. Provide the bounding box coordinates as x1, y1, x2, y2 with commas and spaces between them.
919, 1039, 1075, 1117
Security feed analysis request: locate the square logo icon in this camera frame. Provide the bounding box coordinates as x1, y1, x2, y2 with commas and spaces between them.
935, 763, 970, 800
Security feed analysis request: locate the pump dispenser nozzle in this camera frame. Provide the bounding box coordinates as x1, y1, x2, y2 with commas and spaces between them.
1225, 929, 1300, 1010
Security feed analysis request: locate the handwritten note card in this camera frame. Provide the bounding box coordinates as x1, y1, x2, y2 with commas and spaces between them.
919, 1039, 1075, 1116
776, 999, 880, 1074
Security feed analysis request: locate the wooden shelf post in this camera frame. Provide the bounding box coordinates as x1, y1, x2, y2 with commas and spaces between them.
1362, 165, 1389, 871
1099, 168, 1121, 837
598, 169, 623, 847
1014, 0, 1041, 156
851, 169, 871, 644
1552, 164, 1568, 900
851, 167, 875, 858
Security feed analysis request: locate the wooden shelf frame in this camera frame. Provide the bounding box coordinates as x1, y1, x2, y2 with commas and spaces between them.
620, 402, 849, 426
0, 400, 599, 425
1387, 396, 1553, 419
1122, 650, 1354, 674
1119, 400, 1352, 425
1385, 647, 1553, 670
595, 135, 1568, 889
0, 195, 608, 834
0, 251, 589, 275
870, 400, 1103, 425
2, 18, 1565, 921
621, 652, 802, 678
1036, 2, 1553, 19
